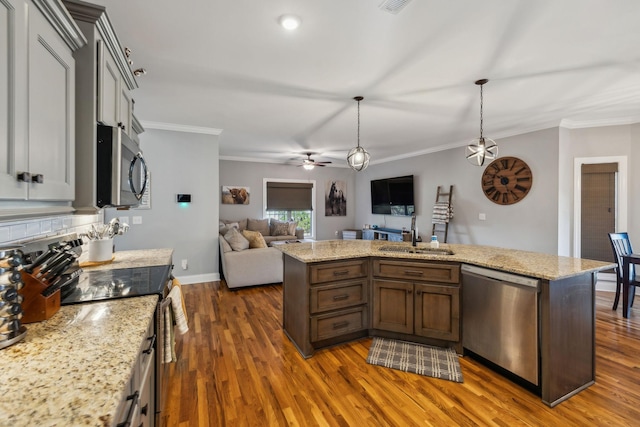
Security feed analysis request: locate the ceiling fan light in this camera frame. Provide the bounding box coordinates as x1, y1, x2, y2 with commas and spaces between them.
347, 146, 370, 171
303, 163, 315, 170
466, 137, 498, 166
279, 14, 301, 30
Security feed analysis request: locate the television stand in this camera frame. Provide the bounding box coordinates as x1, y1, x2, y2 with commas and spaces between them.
362, 228, 413, 242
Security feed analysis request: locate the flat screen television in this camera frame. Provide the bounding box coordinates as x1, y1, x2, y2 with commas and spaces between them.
370, 175, 415, 216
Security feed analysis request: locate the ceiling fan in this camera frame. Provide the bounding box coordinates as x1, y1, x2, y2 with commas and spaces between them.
298, 153, 332, 170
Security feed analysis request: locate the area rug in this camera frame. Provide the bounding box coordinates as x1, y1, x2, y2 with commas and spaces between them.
366, 337, 463, 383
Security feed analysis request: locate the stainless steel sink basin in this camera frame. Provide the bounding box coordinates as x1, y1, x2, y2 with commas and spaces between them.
378, 245, 454, 255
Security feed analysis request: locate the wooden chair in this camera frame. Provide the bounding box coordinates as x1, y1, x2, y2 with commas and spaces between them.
608, 232, 638, 311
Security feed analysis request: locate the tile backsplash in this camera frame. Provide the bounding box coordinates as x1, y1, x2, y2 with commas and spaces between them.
0, 212, 105, 247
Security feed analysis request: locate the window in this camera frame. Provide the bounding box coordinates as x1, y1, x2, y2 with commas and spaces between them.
264, 179, 316, 238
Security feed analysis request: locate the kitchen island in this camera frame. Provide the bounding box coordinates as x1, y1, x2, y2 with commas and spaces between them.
0, 248, 173, 427
276, 239, 614, 407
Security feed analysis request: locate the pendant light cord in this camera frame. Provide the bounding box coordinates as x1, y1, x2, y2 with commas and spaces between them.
357, 99, 361, 148
479, 83, 484, 139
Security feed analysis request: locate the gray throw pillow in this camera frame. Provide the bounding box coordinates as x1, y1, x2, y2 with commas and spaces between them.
224, 227, 250, 251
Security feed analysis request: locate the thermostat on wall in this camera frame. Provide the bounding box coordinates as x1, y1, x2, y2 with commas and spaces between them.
176, 194, 191, 203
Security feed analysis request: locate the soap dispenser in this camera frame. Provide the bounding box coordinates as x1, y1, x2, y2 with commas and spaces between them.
430, 235, 439, 249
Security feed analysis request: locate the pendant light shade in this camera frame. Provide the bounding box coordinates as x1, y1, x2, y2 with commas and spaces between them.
466, 79, 498, 166
347, 96, 370, 171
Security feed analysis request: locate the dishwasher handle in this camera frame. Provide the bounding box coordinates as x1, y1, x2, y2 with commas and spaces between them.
462, 264, 540, 289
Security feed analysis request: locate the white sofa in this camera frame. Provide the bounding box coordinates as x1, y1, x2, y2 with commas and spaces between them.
219, 218, 304, 289
219, 239, 284, 289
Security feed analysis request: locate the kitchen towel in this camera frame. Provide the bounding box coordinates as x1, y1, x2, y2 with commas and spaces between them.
171, 278, 189, 325
432, 201, 454, 224
169, 284, 189, 335
163, 304, 176, 363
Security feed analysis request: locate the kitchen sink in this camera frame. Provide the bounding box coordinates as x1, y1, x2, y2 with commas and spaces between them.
378, 245, 454, 255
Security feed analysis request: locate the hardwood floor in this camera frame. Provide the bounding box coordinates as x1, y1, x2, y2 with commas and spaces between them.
162, 282, 640, 426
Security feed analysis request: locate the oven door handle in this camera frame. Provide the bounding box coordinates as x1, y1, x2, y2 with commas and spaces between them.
143, 334, 156, 355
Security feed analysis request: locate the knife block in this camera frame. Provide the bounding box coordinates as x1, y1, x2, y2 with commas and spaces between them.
19, 272, 60, 324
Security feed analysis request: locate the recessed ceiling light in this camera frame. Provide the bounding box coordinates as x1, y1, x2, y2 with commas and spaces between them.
279, 14, 301, 30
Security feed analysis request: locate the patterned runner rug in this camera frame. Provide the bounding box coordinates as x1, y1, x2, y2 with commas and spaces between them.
366, 337, 463, 383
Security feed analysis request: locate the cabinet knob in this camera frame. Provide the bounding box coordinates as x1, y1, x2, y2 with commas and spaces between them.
31, 174, 44, 184
16, 172, 31, 182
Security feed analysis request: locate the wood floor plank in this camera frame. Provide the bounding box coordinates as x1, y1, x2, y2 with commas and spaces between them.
161, 283, 640, 426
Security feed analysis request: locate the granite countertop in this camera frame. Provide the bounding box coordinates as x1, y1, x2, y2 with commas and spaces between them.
275, 240, 615, 281
0, 248, 174, 427
0, 295, 157, 427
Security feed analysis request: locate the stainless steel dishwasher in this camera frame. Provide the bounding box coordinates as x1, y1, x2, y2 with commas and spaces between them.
461, 264, 540, 385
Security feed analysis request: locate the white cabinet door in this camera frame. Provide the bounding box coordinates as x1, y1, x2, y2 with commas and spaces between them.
27, 2, 75, 200
0, 0, 29, 200
97, 39, 120, 127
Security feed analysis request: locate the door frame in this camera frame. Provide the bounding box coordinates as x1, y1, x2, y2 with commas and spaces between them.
573, 156, 627, 285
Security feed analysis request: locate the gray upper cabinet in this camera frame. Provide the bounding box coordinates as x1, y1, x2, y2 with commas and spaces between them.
0, 0, 85, 204
62, 0, 139, 213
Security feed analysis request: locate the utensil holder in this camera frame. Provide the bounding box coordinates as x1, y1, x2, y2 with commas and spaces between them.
18, 272, 60, 324
88, 238, 113, 262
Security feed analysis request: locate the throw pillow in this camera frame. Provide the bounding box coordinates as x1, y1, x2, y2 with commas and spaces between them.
287, 221, 298, 236
272, 221, 290, 236
219, 221, 239, 236
223, 227, 250, 251
247, 218, 270, 236
242, 229, 268, 249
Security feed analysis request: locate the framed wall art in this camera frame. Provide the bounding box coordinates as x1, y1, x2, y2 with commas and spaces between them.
325, 180, 346, 216
221, 186, 250, 205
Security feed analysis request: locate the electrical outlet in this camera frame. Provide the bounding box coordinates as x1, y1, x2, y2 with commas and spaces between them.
479, 213, 486, 221
181, 259, 188, 270
132, 216, 142, 225
335, 230, 339, 236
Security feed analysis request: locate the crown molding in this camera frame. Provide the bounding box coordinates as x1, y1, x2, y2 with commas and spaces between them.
560, 116, 640, 129
141, 121, 223, 135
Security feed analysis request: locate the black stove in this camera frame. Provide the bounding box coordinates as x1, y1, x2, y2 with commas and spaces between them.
60, 264, 172, 305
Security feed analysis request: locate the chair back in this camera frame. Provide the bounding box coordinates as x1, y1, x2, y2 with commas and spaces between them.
609, 232, 634, 279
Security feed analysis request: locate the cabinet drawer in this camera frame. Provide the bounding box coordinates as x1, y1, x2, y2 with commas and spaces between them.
310, 260, 368, 284
310, 280, 368, 314
373, 259, 459, 284
310, 306, 368, 342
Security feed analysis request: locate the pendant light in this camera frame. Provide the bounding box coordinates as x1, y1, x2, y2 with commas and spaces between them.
466, 79, 498, 166
347, 96, 370, 171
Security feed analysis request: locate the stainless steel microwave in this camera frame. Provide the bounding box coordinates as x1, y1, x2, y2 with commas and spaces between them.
96, 124, 148, 208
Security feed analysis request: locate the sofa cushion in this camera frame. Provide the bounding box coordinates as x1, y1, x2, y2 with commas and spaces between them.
219, 236, 233, 253
224, 227, 250, 251
247, 218, 270, 236
287, 220, 298, 235
242, 229, 268, 249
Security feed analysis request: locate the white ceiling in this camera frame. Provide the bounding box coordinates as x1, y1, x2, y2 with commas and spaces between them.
92, 0, 640, 167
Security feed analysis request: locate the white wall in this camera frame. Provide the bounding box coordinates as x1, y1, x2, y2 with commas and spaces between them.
558, 124, 638, 256
105, 128, 219, 284
219, 160, 356, 240
354, 127, 560, 254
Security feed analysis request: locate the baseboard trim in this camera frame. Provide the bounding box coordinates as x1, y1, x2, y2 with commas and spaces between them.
174, 273, 220, 285
596, 273, 616, 293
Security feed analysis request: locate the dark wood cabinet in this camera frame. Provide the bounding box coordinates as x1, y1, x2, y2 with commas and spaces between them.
371, 259, 460, 346
283, 257, 369, 358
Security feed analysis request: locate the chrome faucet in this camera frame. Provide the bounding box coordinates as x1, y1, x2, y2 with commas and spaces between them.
411, 214, 417, 247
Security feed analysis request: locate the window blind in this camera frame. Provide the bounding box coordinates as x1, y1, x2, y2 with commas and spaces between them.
266, 182, 313, 211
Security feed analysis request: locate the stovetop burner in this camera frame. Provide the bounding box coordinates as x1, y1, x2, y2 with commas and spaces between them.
60, 264, 171, 305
